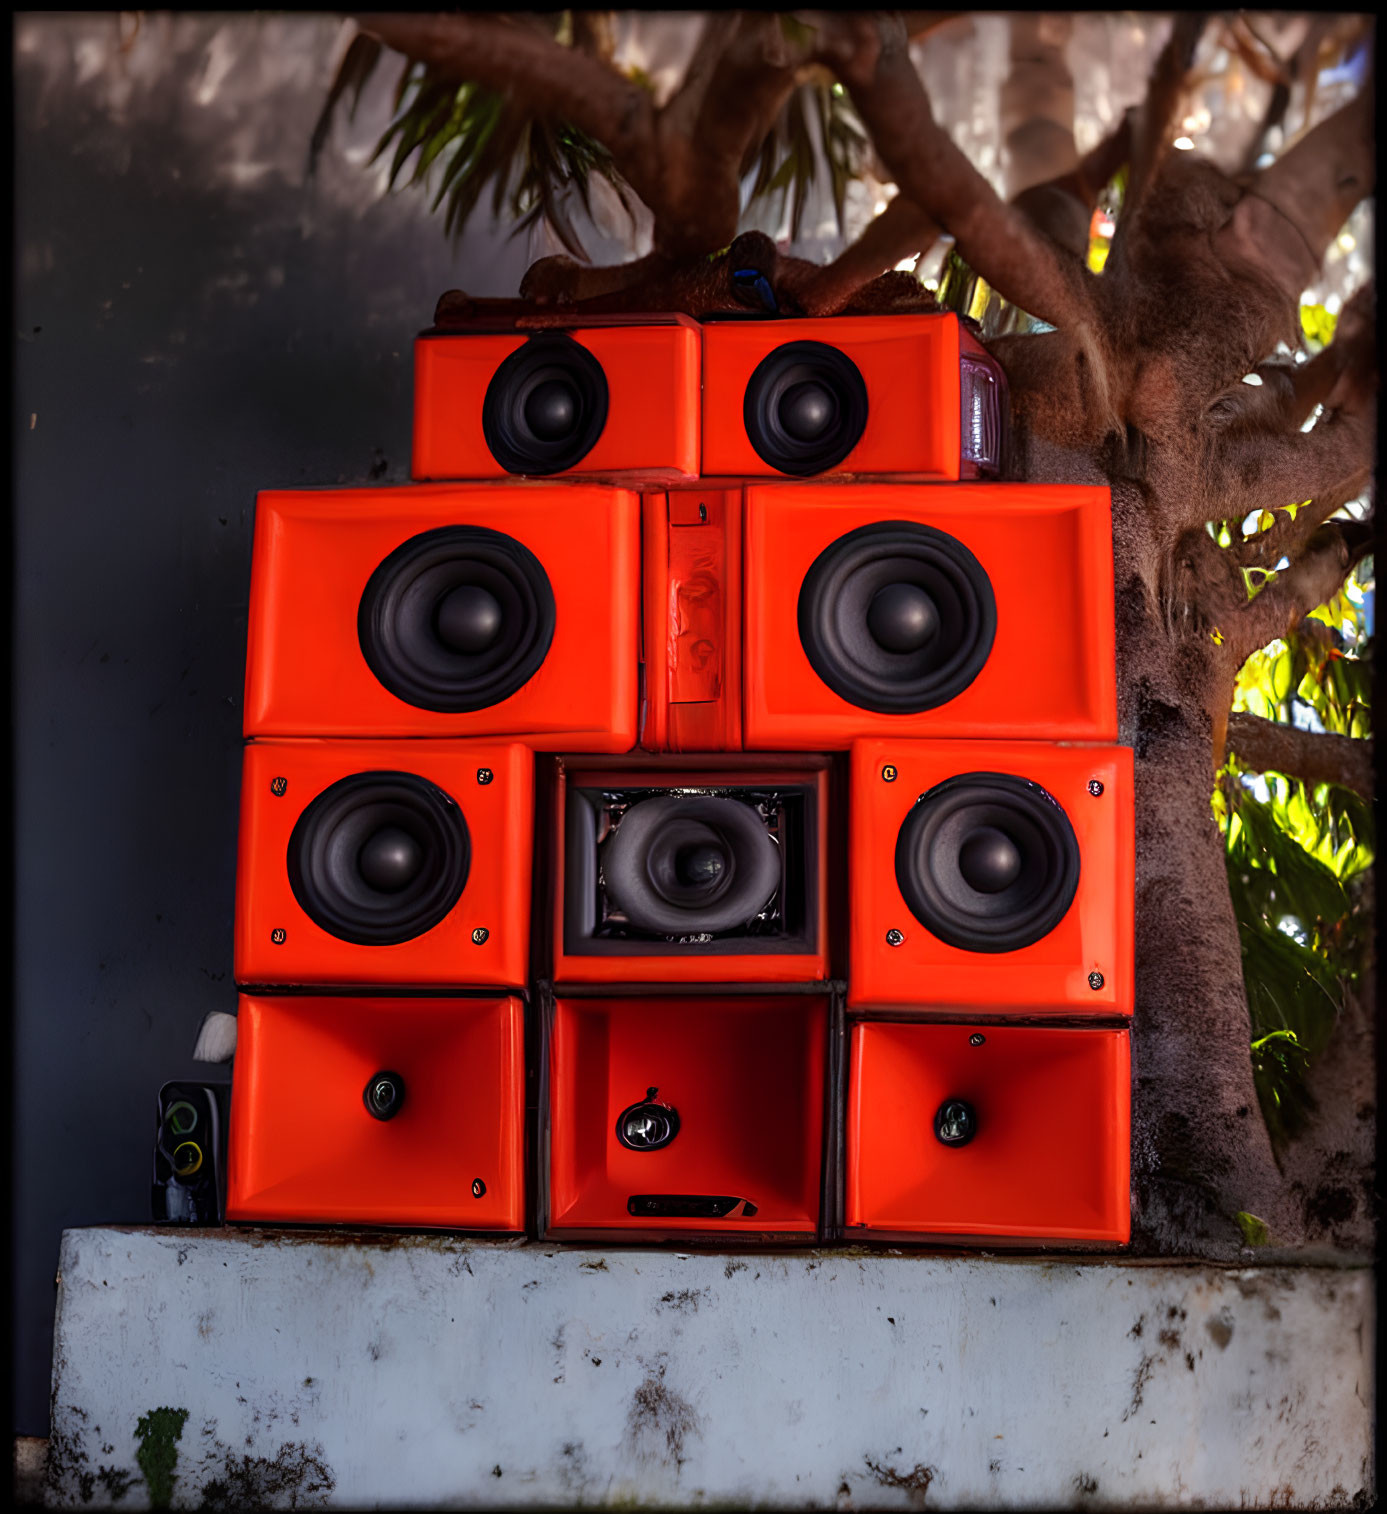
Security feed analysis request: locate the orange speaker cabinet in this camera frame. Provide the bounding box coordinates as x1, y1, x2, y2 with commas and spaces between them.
744, 483, 1116, 750
640, 489, 743, 752
545, 994, 827, 1238
227, 994, 525, 1229
413, 318, 700, 482
848, 739, 1133, 1015
551, 758, 829, 985
235, 738, 533, 990
702, 313, 1005, 479
846, 1021, 1130, 1243
244, 484, 640, 751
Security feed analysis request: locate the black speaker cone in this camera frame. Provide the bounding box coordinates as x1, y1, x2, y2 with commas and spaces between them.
798, 521, 996, 713
601, 796, 780, 936
934, 1099, 977, 1147
895, 773, 1080, 952
287, 771, 471, 946
364, 1071, 406, 1121
744, 340, 868, 474
359, 525, 556, 713
482, 333, 609, 474
616, 1093, 680, 1152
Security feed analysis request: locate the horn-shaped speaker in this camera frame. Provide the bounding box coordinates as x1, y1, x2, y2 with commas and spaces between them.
744, 483, 1117, 749
703, 313, 1006, 478
543, 994, 828, 1238
243, 485, 640, 751
358, 525, 555, 713
235, 739, 533, 989
846, 1022, 1130, 1243
413, 317, 700, 482
848, 738, 1133, 1015
552, 760, 828, 984
227, 994, 525, 1228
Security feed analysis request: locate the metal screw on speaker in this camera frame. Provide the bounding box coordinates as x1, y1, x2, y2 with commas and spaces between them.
969, 1033, 986, 1047
886, 928, 905, 946
270, 928, 286, 945
364, 1071, 405, 1122
477, 768, 494, 786
1088, 971, 1105, 991
882, 765, 898, 783
472, 927, 489, 945
472, 1178, 487, 1198
616, 1089, 680, 1152
270, 776, 288, 796
1087, 779, 1104, 797
934, 1099, 977, 1147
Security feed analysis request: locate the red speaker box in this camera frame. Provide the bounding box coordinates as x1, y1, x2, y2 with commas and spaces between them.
243, 484, 640, 752
846, 1021, 1130, 1243
413, 317, 700, 482
702, 313, 1005, 479
235, 739, 533, 990
544, 994, 828, 1238
743, 482, 1116, 750
227, 993, 525, 1229
550, 757, 830, 985
848, 739, 1133, 1015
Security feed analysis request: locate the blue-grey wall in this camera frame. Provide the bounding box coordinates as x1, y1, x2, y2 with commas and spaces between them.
9, 13, 589, 1433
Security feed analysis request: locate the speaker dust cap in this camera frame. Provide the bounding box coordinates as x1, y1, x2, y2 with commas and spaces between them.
482, 332, 609, 475
798, 520, 996, 713
287, 771, 471, 945
895, 772, 1079, 952
601, 795, 780, 936
358, 525, 556, 712
744, 340, 868, 475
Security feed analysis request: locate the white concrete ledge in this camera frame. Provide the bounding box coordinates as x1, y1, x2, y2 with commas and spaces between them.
48, 1227, 1372, 1509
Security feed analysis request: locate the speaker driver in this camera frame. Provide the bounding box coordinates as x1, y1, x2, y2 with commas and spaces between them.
797, 521, 996, 713
894, 773, 1080, 952
358, 526, 556, 712
482, 333, 609, 474
602, 796, 781, 936
743, 341, 869, 474
287, 771, 471, 945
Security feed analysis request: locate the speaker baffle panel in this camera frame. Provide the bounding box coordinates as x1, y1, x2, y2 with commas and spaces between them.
798, 521, 996, 713
358, 525, 556, 713
287, 771, 471, 946
894, 773, 1080, 952
482, 333, 610, 475
743, 340, 868, 475
602, 795, 781, 936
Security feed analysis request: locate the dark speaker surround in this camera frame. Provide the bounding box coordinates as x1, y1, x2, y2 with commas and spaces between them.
358, 525, 556, 713
287, 771, 471, 946
798, 520, 997, 713
482, 332, 610, 475
894, 772, 1080, 952
743, 340, 869, 475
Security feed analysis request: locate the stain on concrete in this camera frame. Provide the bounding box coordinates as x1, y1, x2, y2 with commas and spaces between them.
1074, 1472, 1099, 1495
657, 1288, 706, 1314
197, 1439, 335, 1508
1206, 1311, 1235, 1349
864, 1454, 936, 1508
626, 1362, 701, 1469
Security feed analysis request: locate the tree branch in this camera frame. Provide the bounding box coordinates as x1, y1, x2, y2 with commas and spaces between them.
823, 12, 1094, 330
1125, 13, 1209, 216
1226, 712, 1373, 797
1001, 14, 1076, 198
1233, 480, 1373, 570
1231, 519, 1377, 661
787, 194, 940, 316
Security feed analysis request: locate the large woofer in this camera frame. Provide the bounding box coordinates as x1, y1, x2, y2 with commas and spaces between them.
797, 521, 996, 713
481, 333, 609, 474
287, 771, 471, 945
601, 796, 781, 936
894, 773, 1080, 952
743, 340, 869, 474
358, 526, 556, 712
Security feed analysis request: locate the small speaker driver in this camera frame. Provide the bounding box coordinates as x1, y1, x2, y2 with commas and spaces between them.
894, 772, 1080, 952
482, 333, 609, 475
798, 520, 996, 713
743, 340, 869, 474
601, 795, 781, 936
287, 771, 471, 946
358, 526, 556, 713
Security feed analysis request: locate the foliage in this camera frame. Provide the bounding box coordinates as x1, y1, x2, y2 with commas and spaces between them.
1212, 571, 1374, 1146
741, 78, 871, 240
1234, 1210, 1271, 1247
134, 1407, 189, 1511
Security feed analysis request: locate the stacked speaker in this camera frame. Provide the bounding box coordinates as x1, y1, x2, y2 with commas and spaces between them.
226, 302, 1132, 1247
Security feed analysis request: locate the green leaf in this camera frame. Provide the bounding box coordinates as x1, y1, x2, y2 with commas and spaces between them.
1235, 1212, 1271, 1247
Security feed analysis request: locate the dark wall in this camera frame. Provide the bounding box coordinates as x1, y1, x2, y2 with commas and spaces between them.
10, 14, 590, 1433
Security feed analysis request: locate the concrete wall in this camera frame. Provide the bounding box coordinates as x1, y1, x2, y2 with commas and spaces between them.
47, 1228, 1374, 1509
